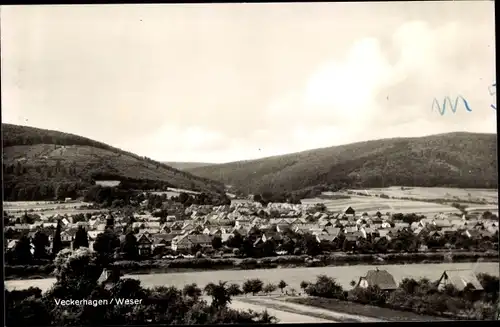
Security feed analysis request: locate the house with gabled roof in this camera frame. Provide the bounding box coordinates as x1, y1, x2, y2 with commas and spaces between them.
440, 227, 457, 235
151, 234, 176, 250
343, 206, 356, 216
295, 217, 308, 225
357, 268, 397, 291
262, 232, 282, 243
316, 234, 337, 243
318, 220, 333, 227
276, 224, 292, 233
171, 234, 212, 251
437, 269, 484, 292
463, 229, 482, 239
61, 229, 77, 243
360, 227, 378, 239
344, 231, 363, 242
136, 233, 152, 256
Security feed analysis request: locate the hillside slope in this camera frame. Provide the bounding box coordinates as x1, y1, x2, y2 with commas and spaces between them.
163, 162, 214, 171
187, 132, 498, 195
2, 123, 225, 201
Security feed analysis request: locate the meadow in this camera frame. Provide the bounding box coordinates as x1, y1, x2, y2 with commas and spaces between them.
302, 195, 462, 215
302, 187, 499, 216
349, 186, 498, 204
147, 187, 201, 198
3, 201, 103, 216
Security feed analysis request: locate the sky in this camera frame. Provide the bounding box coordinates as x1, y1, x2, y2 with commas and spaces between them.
1, 2, 497, 163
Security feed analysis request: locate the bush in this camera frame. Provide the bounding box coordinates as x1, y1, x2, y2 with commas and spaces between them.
227, 283, 242, 297
304, 275, 344, 299
347, 285, 387, 306
243, 279, 264, 296
263, 283, 277, 294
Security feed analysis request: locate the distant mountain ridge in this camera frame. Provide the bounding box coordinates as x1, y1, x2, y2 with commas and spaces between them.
2, 123, 225, 201
163, 162, 215, 171
186, 132, 498, 195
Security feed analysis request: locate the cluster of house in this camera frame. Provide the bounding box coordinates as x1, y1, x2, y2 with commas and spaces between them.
356, 267, 486, 294
4, 201, 499, 257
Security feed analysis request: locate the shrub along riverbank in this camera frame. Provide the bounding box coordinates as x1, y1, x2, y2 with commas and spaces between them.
6, 248, 277, 326
5, 250, 498, 280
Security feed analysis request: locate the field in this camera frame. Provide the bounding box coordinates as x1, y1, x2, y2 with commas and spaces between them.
302, 195, 463, 215
3, 201, 104, 216
349, 187, 498, 204
303, 187, 499, 216
147, 187, 201, 198
6, 262, 499, 293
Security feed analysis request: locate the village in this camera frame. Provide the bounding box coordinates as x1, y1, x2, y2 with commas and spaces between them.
4, 198, 499, 261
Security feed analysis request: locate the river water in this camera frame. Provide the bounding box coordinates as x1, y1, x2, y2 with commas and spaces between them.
6, 262, 499, 293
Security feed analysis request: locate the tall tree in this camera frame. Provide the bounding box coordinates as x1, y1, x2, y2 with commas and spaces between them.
211, 236, 223, 250
32, 231, 50, 260
52, 220, 63, 257
278, 280, 288, 293
93, 229, 120, 261
73, 226, 89, 249
13, 236, 33, 264
121, 232, 138, 260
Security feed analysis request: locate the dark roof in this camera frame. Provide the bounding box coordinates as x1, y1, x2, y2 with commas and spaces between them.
363, 269, 397, 290
153, 238, 169, 245
63, 229, 78, 237
152, 233, 176, 241
343, 206, 355, 214
187, 234, 212, 244
277, 224, 291, 232
137, 233, 152, 244
345, 231, 362, 241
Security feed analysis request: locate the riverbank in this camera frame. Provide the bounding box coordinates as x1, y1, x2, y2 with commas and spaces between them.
5, 250, 498, 280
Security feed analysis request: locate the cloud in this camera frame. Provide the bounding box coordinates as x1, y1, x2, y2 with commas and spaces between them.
1, 3, 495, 163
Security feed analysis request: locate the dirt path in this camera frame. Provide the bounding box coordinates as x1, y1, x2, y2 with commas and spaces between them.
229, 299, 334, 324
238, 296, 387, 323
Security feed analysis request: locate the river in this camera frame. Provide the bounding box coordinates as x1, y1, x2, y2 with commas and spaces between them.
6, 262, 499, 293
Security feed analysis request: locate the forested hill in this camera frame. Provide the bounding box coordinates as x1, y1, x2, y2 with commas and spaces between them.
187, 132, 498, 195
2, 123, 226, 201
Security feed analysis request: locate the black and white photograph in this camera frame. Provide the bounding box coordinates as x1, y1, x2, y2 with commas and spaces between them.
2, 2, 499, 325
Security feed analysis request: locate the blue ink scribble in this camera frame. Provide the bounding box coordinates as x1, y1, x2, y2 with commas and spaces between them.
432, 96, 472, 116
489, 83, 496, 110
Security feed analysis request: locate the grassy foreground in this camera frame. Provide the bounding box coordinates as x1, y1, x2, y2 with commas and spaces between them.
285, 297, 447, 322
